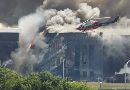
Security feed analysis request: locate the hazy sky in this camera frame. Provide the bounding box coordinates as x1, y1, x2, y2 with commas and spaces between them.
0, 0, 43, 25
0, 0, 130, 25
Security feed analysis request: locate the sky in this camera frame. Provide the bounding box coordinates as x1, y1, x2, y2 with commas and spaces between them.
0, 0, 130, 25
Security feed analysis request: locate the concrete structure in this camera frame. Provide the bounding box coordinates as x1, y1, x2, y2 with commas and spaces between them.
40, 32, 104, 81
0, 29, 19, 64
39, 31, 130, 81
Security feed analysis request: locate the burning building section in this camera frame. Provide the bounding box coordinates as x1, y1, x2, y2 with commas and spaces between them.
0, 28, 130, 81
39, 31, 130, 81
1, 0, 130, 82
40, 32, 104, 81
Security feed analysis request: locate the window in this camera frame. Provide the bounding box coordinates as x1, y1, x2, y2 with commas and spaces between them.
83, 71, 87, 77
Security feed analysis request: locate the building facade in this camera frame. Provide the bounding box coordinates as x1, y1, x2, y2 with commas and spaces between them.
0, 31, 19, 65
40, 33, 104, 81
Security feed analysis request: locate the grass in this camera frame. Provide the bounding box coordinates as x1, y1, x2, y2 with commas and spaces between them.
86, 82, 130, 89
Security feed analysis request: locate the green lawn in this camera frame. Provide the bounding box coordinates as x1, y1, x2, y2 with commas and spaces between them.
86, 82, 130, 89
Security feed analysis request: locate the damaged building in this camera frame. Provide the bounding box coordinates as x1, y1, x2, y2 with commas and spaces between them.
39, 31, 130, 81
39, 32, 104, 81
0, 28, 129, 81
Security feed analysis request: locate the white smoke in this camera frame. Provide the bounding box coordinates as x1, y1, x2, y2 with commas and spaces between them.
8, 1, 101, 73
11, 9, 49, 73
0, 23, 7, 29
46, 3, 100, 33
41, 0, 130, 77
118, 65, 130, 74
77, 3, 100, 18
2, 0, 130, 76
46, 8, 80, 33
0, 23, 17, 30
101, 32, 126, 57
94, 17, 130, 76
93, 17, 130, 57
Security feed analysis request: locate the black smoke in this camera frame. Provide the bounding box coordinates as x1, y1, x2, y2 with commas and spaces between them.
42, 0, 79, 10
1, 0, 130, 25
0, 0, 43, 25
86, 0, 130, 17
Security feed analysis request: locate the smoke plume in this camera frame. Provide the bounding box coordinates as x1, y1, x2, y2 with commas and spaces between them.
1, 0, 130, 25
11, 10, 49, 73
84, 0, 130, 17
118, 65, 130, 74
93, 17, 130, 76
1, 0, 130, 77
45, 3, 100, 33
5, 0, 101, 73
